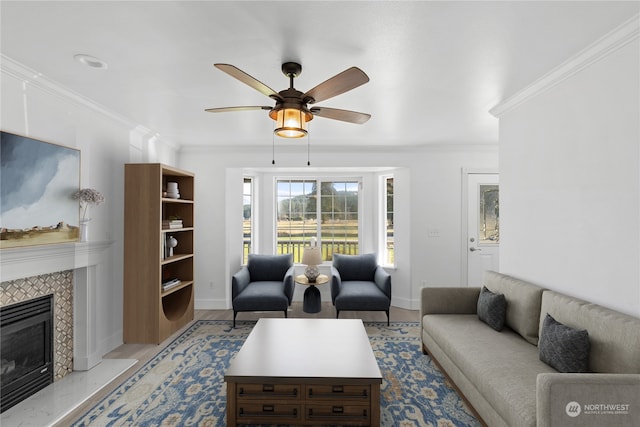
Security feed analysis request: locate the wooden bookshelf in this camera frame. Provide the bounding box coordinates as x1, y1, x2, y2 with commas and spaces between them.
123, 163, 195, 344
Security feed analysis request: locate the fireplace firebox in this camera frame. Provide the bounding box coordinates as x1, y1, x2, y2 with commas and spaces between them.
1, 294, 54, 413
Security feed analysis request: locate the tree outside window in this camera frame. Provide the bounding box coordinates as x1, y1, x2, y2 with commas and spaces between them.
277, 179, 360, 263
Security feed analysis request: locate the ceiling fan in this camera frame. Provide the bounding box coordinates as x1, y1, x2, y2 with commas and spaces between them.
205, 62, 371, 138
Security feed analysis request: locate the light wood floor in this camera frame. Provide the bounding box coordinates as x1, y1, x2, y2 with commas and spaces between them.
56, 304, 418, 426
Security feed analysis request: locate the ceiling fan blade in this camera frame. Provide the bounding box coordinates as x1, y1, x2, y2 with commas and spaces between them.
205, 106, 272, 113
304, 67, 369, 104
214, 64, 281, 100
310, 107, 371, 124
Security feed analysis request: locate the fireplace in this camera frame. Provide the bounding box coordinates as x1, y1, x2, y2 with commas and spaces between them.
0, 295, 53, 412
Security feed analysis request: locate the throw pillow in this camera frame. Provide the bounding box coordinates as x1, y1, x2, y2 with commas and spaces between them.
477, 286, 506, 331
539, 313, 590, 373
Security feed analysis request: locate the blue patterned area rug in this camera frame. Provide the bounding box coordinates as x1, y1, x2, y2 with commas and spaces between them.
72, 320, 480, 426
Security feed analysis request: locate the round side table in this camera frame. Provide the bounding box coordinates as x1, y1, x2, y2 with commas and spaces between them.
295, 274, 330, 313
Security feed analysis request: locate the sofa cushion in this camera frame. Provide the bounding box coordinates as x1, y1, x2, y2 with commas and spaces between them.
423, 314, 556, 427
333, 253, 377, 282
247, 253, 293, 282
540, 291, 640, 374
539, 314, 590, 373
477, 287, 506, 331
484, 271, 545, 345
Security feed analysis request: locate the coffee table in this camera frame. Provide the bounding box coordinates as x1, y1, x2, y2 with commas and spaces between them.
225, 318, 382, 426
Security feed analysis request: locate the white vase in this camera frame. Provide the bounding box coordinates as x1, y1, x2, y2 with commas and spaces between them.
79, 219, 90, 242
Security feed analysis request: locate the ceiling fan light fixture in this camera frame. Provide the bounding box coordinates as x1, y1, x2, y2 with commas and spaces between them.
273, 107, 311, 138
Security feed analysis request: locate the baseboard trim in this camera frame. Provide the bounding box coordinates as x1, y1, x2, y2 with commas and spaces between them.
194, 299, 228, 310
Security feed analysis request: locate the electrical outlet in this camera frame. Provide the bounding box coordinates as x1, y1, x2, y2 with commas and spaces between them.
427, 228, 440, 238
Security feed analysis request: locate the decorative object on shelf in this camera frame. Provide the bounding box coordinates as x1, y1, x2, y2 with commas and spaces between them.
161, 278, 181, 292
79, 219, 90, 242
162, 217, 183, 229
166, 235, 178, 257
301, 237, 322, 282
72, 188, 105, 242
166, 181, 180, 199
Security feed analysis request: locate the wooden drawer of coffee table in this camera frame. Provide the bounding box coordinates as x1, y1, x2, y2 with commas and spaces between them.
236, 383, 300, 400
237, 402, 301, 423
304, 403, 370, 424
306, 384, 371, 400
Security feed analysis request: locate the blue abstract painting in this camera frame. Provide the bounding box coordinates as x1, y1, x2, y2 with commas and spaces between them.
1, 131, 80, 248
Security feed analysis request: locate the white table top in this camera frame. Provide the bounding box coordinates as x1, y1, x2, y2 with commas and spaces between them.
225, 318, 382, 381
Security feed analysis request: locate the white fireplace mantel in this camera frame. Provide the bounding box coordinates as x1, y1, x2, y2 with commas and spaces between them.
0, 241, 113, 282
1, 241, 114, 371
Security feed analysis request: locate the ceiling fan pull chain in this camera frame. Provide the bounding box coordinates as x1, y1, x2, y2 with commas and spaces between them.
272, 121, 276, 165
307, 124, 311, 166
307, 123, 311, 166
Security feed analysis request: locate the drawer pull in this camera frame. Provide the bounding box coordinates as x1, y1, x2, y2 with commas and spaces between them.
307, 408, 368, 420
238, 387, 298, 398
239, 407, 298, 418
308, 388, 368, 399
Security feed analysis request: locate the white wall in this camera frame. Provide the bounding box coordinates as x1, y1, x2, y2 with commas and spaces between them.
495, 25, 640, 316
179, 144, 498, 311
1, 56, 179, 357
1, 54, 498, 353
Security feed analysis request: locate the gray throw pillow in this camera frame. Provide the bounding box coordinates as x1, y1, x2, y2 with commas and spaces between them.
539, 314, 590, 373
477, 286, 506, 331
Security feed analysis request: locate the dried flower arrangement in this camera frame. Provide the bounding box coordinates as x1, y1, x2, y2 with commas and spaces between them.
72, 188, 105, 221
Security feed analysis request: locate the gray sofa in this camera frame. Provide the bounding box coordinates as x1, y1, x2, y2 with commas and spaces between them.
420, 271, 640, 427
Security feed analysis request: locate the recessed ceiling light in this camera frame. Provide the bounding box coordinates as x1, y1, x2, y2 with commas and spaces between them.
74, 54, 108, 69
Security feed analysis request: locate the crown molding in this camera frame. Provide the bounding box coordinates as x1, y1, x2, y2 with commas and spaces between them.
490, 13, 639, 117
0, 55, 180, 150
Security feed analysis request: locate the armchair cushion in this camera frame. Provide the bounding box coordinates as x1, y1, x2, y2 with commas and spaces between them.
332, 253, 378, 281
247, 253, 293, 282
334, 280, 390, 311
232, 281, 290, 311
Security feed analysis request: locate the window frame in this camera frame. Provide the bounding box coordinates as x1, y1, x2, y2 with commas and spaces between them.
379, 174, 395, 267
274, 176, 363, 263
242, 176, 255, 264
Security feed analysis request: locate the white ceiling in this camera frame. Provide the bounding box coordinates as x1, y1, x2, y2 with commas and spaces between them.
1, 1, 638, 148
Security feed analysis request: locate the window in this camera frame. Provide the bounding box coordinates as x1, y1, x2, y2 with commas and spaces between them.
383, 176, 394, 265
276, 179, 360, 263
242, 177, 253, 264
478, 184, 499, 244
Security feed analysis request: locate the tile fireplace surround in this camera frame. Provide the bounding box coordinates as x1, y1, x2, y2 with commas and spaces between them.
1, 271, 73, 381
1, 241, 114, 376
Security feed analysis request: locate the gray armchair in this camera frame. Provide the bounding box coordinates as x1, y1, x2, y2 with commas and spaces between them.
231, 253, 294, 327
331, 253, 391, 325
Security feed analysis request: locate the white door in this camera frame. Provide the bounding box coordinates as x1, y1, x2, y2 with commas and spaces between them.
466, 173, 499, 286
